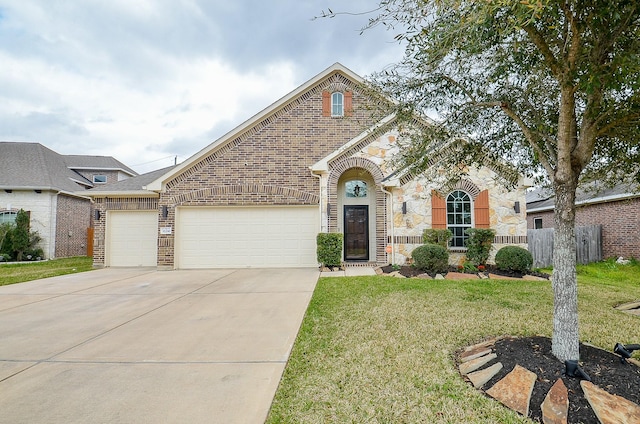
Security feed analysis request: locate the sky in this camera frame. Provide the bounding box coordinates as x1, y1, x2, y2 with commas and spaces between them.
0, 1, 406, 174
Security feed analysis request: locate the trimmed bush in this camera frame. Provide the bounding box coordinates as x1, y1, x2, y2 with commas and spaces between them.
495, 246, 533, 273
465, 228, 495, 266
317, 233, 343, 267
422, 229, 452, 248
412, 243, 449, 274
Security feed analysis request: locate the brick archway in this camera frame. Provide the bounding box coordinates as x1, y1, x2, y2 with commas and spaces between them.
328, 157, 387, 263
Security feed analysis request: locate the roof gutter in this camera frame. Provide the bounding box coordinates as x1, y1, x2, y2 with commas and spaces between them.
526, 192, 639, 213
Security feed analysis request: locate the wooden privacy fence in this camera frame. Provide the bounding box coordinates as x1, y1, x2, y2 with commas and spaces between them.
527, 225, 603, 268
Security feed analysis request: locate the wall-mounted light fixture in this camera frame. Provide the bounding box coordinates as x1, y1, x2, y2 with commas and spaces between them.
402, 201, 407, 215
94, 210, 101, 220
4, 189, 12, 193
514, 201, 521, 214
162, 205, 168, 218
34, 190, 42, 194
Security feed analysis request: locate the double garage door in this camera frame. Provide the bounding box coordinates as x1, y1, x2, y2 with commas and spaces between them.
176, 206, 319, 268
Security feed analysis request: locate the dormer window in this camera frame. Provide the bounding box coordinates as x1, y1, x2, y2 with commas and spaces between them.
331, 92, 344, 117
93, 175, 107, 184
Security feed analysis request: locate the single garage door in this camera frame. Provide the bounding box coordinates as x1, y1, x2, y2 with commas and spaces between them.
176, 206, 319, 268
106, 211, 158, 267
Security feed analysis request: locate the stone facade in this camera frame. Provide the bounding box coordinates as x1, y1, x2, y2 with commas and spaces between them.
527, 197, 640, 259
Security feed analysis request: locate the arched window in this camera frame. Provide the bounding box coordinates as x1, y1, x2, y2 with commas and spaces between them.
447, 190, 472, 247
0, 211, 18, 225
345, 180, 367, 198
331, 92, 344, 117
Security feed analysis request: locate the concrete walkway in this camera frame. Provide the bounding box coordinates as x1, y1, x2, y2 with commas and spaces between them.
0, 267, 319, 424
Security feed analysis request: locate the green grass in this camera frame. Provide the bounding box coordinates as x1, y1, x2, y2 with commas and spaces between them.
267, 259, 640, 423
0, 256, 94, 286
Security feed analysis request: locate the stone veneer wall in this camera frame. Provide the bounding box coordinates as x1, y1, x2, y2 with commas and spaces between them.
155, 72, 384, 268
352, 131, 528, 265
527, 197, 640, 259
55, 194, 91, 258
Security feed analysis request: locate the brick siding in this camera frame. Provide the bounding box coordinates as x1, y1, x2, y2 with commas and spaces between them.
156, 72, 383, 267
527, 197, 640, 259
55, 194, 92, 258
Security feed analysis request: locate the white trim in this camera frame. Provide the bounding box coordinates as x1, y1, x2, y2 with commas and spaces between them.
311, 114, 397, 173
527, 192, 640, 213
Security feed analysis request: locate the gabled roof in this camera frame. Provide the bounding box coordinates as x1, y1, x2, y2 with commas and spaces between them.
87, 166, 175, 197
145, 62, 364, 192
64, 155, 137, 176
526, 183, 640, 212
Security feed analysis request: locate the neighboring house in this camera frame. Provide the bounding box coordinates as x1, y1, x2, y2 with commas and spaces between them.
526, 184, 640, 259
88, 63, 530, 269
0, 142, 137, 259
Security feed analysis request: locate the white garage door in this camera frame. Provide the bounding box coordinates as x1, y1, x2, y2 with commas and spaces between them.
176, 206, 319, 268
107, 211, 158, 267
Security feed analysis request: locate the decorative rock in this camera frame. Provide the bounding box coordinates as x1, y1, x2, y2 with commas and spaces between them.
460, 348, 492, 363
459, 353, 497, 375
488, 273, 522, 281
541, 379, 568, 424
416, 273, 432, 279
478, 273, 490, 279
581, 380, 640, 424
389, 271, 406, 278
435, 274, 445, 280
616, 301, 640, 311
374, 267, 384, 275
486, 365, 537, 417
523, 275, 548, 281
467, 362, 503, 388
445, 272, 479, 280
462, 338, 498, 355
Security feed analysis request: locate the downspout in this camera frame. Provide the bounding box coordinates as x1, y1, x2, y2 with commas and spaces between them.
380, 185, 395, 265
311, 171, 325, 233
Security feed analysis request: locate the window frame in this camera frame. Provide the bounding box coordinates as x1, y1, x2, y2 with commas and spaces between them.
0, 211, 18, 225
331, 92, 344, 117
93, 175, 107, 184
446, 190, 473, 248
534, 217, 543, 229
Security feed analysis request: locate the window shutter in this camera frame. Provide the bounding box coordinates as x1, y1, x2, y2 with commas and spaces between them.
344, 91, 353, 116
431, 190, 446, 229
474, 190, 490, 228
322, 91, 330, 117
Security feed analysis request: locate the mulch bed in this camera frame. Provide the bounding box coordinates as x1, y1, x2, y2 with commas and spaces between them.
482, 336, 640, 423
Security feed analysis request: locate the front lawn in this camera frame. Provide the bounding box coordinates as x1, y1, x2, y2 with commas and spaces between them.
0, 256, 94, 286
267, 259, 640, 423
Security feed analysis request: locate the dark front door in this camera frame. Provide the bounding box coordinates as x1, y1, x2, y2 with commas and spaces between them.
344, 205, 369, 260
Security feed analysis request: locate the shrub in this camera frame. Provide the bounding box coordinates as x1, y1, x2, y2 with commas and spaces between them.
317, 233, 343, 268
465, 228, 495, 266
495, 246, 533, 273
412, 243, 449, 274
422, 229, 452, 248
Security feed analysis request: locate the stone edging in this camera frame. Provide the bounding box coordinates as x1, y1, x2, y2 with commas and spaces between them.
458, 337, 640, 423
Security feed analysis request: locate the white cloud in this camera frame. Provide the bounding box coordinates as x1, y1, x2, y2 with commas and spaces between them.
0, 0, 405, 174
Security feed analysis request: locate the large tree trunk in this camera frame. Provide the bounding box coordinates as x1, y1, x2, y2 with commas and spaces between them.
551, 181, 580, 362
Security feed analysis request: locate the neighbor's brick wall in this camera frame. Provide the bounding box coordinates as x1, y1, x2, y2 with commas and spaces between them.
527, 197, 640, 259
55, 194, 91, 258
156, 72, 383, 267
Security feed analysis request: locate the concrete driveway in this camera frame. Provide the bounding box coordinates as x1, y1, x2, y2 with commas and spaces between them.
0, 267, 319, 424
